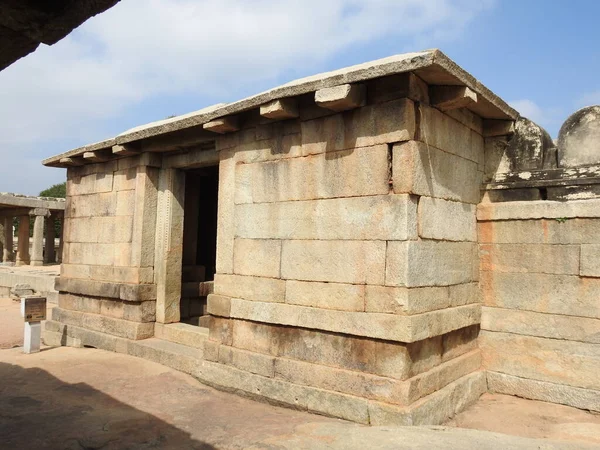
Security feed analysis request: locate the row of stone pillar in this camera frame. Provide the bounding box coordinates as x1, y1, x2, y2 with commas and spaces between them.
1, 210, 63, 266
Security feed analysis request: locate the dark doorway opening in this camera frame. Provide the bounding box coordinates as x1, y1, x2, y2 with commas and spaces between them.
181, 165, 219, 326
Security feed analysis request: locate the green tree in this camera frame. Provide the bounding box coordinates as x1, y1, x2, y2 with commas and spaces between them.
39, 182, 66, 198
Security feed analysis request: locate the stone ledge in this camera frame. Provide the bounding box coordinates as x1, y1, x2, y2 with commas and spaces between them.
487, 371, 600, 413
229, 299, 481, 343
478, 199, 600, 221
51, 307, 154, 340
481, 306, 600, 344
55, 276, 157, 301
196, 361, 486, 426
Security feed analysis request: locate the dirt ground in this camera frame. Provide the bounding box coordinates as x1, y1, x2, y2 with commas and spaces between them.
1, 298, 598, 449
448, 393, 600, 445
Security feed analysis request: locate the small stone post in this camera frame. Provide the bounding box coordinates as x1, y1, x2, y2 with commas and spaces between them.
16, 215, 30, 266
44, 215, 56, 263
20, 296, 46, 354
30, 211, 46, 266
3, 216, 13, 262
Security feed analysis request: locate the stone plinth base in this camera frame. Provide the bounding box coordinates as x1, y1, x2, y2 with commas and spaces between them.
43, 319, 485, 426
487, 371, 600, 413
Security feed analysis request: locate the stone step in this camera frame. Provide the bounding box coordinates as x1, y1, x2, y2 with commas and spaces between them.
127, 338, 203, 376
154, 322, 209, 349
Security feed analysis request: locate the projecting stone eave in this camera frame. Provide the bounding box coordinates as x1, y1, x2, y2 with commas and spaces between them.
43, 49, 519, 167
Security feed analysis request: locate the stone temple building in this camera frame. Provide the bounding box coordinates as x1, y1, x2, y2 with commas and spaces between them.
41, 50, 599, 425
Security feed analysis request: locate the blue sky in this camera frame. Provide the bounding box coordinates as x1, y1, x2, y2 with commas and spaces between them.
0, 0, 598, 195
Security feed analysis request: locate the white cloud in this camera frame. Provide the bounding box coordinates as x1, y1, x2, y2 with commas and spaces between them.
508, 99, 565, 137
0, 0, 494, 194
577, 91, 600, 108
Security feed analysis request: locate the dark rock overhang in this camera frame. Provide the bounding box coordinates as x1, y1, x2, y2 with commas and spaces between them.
0, 0, 120, 71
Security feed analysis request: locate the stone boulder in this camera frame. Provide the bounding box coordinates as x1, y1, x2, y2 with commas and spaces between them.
558, 106, 600, 167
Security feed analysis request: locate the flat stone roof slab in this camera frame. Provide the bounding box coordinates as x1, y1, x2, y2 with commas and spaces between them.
0, 193, 65, 211
43, 49, 518, 166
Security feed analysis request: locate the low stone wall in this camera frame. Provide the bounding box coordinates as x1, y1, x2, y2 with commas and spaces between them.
478, 200, 600, 412
0, 265, 59, 303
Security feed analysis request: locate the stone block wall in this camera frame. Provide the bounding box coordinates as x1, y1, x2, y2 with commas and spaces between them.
478, 200, 600, 412
206, 78, 486, 425
52, 154, 159, 340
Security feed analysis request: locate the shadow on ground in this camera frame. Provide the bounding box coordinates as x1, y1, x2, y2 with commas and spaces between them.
0, 361, 215, 449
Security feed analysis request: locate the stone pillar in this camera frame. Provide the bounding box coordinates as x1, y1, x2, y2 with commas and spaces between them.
155, 168, 185, 324
16, 215, 30, 266
30, 214, 45, 266
57, 214, 64, 264
44, 215, 56, 263
3, 217, 13, 262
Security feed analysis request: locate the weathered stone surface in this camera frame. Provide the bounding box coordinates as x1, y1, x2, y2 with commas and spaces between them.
52, 307, 154, 340
208, 317, 233, 346
285, 280, 364, 312
56, 277, 120, 299
487, 371, 600, 413
386, 241, 475, 287
235, 144, 390, 204
130, 166, 159, 268
235, 195, 417, 241
301, 98, 415, 156
314, 84, 366, 111
154, 168, 184, 323
580, 244, 600, 277
482, 188, 542, 203
430, 86, 477, 111
480, 243, 580, 275
233, 238, 281, 278
558, 106, 600, 168
482, 119, 515, 137
442, 325, 479, 363
368, 72, 429, 105
477, 199, 600, 221
501, 117, 554, 172
126, 338, 203, 375
203, 339, 220, 362
259, 98, 299, 120
365, 283, 479, 315
478, 218, 600, 245
274, 349, 480, 406
219, 345, 275, 378
393, 141, 481, 204
480, 271, 600, 319
418, 104, 484, 166
44, 320, 123, 353
214, 274, 285, 303
229, 298, 480, 343
207, 294, 231, 317
281, 240, 386, 285
9, 283, 35, 299
482, 307, 600, 344
368, 371, 486, 426
67, 192, 116, 218
203, 117, 239, 134
480, 330, 600, 390
215, 151, 235, 274
418, 197, 476, 241
67, 216, 133, 243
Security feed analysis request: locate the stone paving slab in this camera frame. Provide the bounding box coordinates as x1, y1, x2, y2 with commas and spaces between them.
0, 346, 597, 450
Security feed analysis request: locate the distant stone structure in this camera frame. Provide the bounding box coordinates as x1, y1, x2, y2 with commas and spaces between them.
0, 193, 65, 266
40, 50, 599, 425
